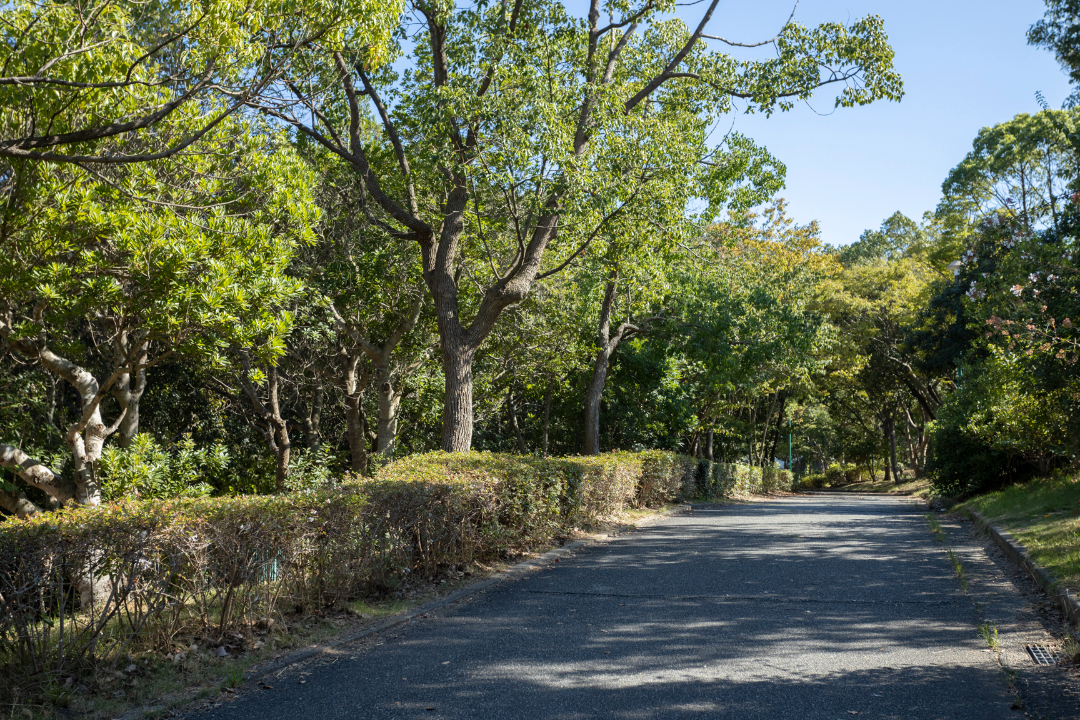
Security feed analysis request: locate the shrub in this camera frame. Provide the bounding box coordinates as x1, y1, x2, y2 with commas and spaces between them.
98, 434, 221, 500
0, 449, 698, 701
693, 461, 790, 498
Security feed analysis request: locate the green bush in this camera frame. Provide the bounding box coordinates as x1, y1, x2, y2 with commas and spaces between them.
99, 433, 221, 500
693, 460, 790, 498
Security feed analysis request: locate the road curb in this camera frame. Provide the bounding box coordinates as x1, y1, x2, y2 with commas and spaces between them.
250, 502, 693, 681
961, 505, 1080, 626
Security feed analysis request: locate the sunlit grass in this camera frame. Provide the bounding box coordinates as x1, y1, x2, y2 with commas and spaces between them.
833, 475, 934, 498
963, 473, 1080, 593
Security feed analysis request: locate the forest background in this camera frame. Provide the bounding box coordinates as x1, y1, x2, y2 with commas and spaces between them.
2, 0, 1079, 516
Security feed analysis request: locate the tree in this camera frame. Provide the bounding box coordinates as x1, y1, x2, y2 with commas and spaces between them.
938, 110, 1079, 234
0, 0, 402, 162
240, 0, 902, 451
0, 120, 315, 514
1029, 0, 1080, 106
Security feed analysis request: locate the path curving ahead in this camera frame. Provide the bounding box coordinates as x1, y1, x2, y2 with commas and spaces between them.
189, 494, 1015, 720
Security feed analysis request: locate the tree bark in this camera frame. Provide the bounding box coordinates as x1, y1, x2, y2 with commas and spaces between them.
8, 341, 134, 505
112, 332, 148, 448
342, 354, 371, 474
302, 384, 324, 451
0, 483, 42, 518
331, 297, 422, 458
583, 277, 637, 456
440, 335, 477, 452
239, 358, 290, 492
704, 429, 714, 461
1, 443, 76, 503
376, 374, 403, 456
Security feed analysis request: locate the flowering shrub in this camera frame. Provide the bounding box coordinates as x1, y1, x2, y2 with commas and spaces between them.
0, 449, 702, 700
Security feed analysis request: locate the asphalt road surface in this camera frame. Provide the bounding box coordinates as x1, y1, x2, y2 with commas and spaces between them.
190, 494, 1017, 720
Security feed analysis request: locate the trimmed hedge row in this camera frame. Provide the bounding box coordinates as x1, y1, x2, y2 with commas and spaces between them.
0, 450, 776, 700
694, 459, 796, 497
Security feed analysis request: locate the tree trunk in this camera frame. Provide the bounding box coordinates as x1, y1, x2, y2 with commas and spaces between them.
769, 395, 787, 465
584, 277, 637, 456
583, 346, 614, 456
239, 358, 290, 492
302, 385, 324, 451
342, 354, 371, 474
267, 367, 290, 492
440, 334, 476, 452
884, 411, 901, 484
112, 333, 148, 448
542, 375, 553, 456
331, 297, 423, 459
0, 483, 42, 518
507, 387, 526, 454
376, 370, 403, 457
704, 429, 714, 461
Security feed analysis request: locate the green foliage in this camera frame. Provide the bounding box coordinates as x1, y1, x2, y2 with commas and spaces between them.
1029, 0, 1080, 106
99, 434, 221, 501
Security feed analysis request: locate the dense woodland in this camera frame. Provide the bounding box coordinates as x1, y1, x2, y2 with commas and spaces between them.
2, 0, 1080, 516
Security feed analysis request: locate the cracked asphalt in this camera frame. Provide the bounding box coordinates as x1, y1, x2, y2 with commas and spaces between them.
188, 494, 1020, 720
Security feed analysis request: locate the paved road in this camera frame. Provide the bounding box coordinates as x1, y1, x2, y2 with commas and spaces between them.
192, 494, 1016, 720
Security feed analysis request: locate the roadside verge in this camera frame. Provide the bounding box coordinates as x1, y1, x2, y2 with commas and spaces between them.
961, 506, 1080, 626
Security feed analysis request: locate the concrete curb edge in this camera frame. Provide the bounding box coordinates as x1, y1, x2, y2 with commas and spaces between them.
961, 505, 1080, 626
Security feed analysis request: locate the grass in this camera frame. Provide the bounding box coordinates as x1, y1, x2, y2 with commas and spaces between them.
961, 472, 1080, 594
978, 621, 1000, 649
832, 475, 934, 498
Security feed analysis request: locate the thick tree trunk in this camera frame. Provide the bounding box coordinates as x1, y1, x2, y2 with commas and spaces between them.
440, 338, 476, 452
343, 354, 370, 474
376, 371, 403, 457
704, 429, 714, 461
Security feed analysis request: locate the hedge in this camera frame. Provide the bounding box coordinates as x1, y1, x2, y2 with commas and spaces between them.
694, 460, 795, 497
0, 450, 776, 701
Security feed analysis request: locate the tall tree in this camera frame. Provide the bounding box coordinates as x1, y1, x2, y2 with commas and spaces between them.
238, 0, 902, 451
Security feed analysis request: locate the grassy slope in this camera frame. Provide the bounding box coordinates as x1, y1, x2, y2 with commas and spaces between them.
829, 477, 934, 498
962, 474, 1080, 593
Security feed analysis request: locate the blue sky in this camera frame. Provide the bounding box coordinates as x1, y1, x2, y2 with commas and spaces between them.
672, 0, 1074, 246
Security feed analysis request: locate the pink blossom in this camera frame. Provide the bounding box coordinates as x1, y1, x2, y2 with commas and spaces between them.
1011, 285, 1024, 296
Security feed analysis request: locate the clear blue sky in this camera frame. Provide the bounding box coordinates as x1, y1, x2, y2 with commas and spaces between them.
673, 0, 1074, 246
